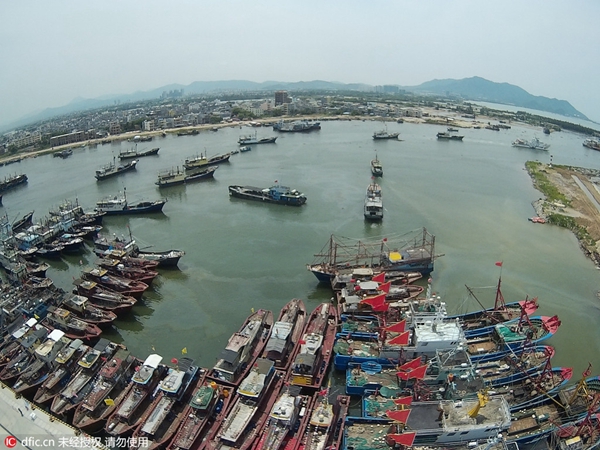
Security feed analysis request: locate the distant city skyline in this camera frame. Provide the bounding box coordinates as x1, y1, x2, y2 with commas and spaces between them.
1, 0, 599, 128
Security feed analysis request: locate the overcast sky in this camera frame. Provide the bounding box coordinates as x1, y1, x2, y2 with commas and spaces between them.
1, 0, 599, 128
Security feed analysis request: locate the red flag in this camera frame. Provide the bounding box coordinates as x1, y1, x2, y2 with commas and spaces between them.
371, 301, 390, 312
387, 433, 416, 446
495, 261, 503, 267
393, 396, 413, 406
385, 320, 406, 333
408, 365, 428, 380
388, 331, 410, 346
360, 293, 386, 308
379, 281, 391, 294
318, 389, 328, 396
372, 272, 386, 283
398, 357, 422, 372
298, 339, 306, 345
386, 409, 411, 424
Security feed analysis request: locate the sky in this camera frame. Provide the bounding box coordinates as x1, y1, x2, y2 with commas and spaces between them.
1, 0, 599, 128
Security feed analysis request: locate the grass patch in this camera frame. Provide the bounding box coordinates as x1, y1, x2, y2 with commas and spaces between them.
525, 161, 570, 205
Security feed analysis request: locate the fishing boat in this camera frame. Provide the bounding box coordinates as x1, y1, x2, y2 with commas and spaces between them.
96, 258, 159, 285
207, 309, 273, 387
253, 385, 313, 450
294, 391, 340, 450
42, 306, 103, 340
0, 173, 28, 192
33, 339, 87, 405
228, 184, 307, 206
262, 298, 307, 371
95, 157, 138, 180
512, 137, 550, 150
81, 267, 149, 299
346, 394, 513, 446
307, 227, 436, 282
370, 154, 383, 177
206, 152, 231, 165
184, 166, 218, 183
183, 154, 209, 170
289, 303, 338, 389
60, 294, 117, 328
118, 146, 159, 160
437, 131, 464, 140
373, 128, 399, 140
238, 131, 277, 144
129, 361, 202, 450
273, 120, 321, 132
167, 379, 234, 450
73, 279, 138, 314
11, 210, 34, 233
156, 167, 186, 187
0, 326, 49, 385
71, 348, 138, 433
203, 359, 284, 450
505, 372, 600, 444
364, 181, 383, 220
583, 138, 600, 151
53, 149, 73, 158
134, 249, 186, 268
105, 353, 169, 436
95, 190, 166, 215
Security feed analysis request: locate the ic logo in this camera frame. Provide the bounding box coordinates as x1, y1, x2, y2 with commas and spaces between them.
4, 436, 17, 448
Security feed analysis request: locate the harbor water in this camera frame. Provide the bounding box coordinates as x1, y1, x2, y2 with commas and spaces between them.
2, 119, 600, 383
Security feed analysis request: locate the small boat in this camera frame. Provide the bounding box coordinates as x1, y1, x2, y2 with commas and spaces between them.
0, 173, 28, 192
512, 137, 550, 150
228, 184, 307, 206
583, 138, 600, 151
239, 146, 252, 152
95, 189, 166, 215
437, 131, 464, 140
104, 353, 169, 436
364, 181, 383, 220
529, 216, 546, 224
95, 158, 138, 181
118, 146, 159, 160
447, 127, 459, 132
370, 154, 383, 177
208, 309, 274, 387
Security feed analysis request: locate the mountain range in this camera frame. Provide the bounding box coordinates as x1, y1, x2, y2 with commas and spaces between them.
7, 77, 588, 130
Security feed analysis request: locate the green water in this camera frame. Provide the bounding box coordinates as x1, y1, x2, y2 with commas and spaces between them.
3, 119, 600, 380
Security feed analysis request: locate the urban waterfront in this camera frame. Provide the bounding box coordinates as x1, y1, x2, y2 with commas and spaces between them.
2, 118, 600, 383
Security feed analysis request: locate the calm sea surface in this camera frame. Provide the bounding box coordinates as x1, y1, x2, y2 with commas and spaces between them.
2, 119, 600, 381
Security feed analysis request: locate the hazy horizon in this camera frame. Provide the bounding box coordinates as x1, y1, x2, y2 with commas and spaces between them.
1, 1, 599, 128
